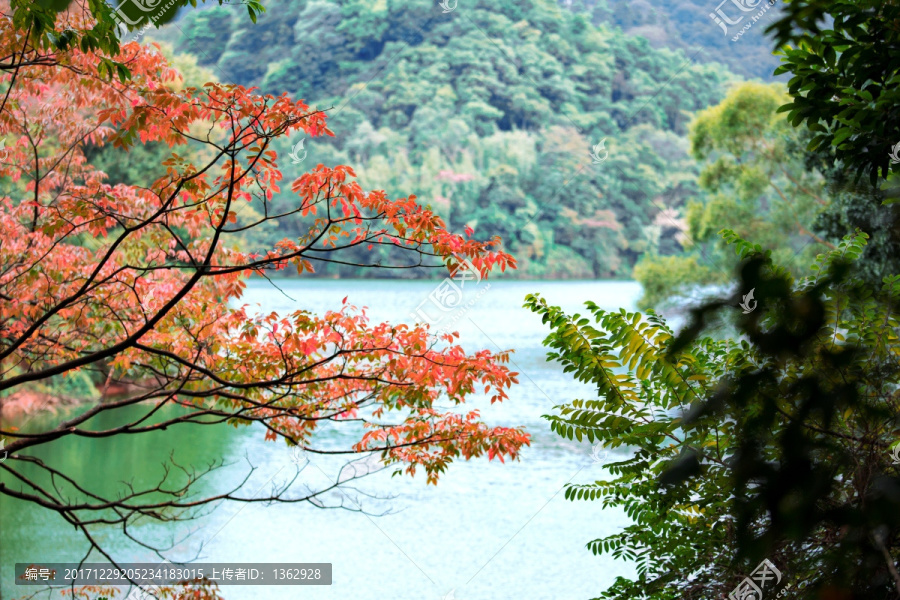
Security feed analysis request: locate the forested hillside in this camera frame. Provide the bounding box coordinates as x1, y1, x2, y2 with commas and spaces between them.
565, 0, 782, 81
142, 0, 742, 278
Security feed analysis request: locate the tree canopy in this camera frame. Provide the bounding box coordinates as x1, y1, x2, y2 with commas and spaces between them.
0, 5, 527, 592
769, 0, 900, 185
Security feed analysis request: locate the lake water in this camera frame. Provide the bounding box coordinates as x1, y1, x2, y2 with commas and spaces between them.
0, 279, 643, 600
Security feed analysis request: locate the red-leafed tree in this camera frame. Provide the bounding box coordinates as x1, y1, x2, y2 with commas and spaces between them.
0, 4, 526, 595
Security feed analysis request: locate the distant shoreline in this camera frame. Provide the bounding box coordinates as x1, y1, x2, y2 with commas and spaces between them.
0, 389, 85, 420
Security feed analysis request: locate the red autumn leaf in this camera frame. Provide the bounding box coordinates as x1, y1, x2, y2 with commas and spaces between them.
0, 8, 529, 566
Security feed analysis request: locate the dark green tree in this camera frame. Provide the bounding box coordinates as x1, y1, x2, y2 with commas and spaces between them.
770, 0, 900, 184
526, 230, 900, 599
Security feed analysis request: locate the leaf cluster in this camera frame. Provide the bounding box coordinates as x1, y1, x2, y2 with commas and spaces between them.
770, 0, 900, 184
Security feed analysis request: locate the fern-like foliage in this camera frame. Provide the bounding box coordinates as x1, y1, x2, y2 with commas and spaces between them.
526, 229, 900, 600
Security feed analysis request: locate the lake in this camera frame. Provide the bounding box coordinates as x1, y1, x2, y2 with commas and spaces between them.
0, 279, 643, 600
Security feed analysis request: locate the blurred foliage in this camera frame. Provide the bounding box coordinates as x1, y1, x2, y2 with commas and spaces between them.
809, 146, 900, 290
632, 254, 719, 309
0, 366, 100, 401
36, 371, 101, 401
631, 81, 875, 309
527, 230, 900, 599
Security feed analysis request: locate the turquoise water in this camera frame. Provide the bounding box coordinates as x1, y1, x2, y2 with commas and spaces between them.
1, 279, 642, 600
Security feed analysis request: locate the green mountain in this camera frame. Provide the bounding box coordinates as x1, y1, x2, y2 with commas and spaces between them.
149, 0, 746, 278
566, 0, 783, 81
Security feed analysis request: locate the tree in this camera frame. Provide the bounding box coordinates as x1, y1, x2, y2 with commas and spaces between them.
633, 82, 836, 309
0, 6, 529, 596
762, 0, 900, 291
523, 1, 900, 598
526, 231, 900, 599
769, 0, 900, 185
809, 145, 900, 289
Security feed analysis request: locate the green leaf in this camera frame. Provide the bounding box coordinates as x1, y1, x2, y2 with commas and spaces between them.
832, 127, 853, 146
